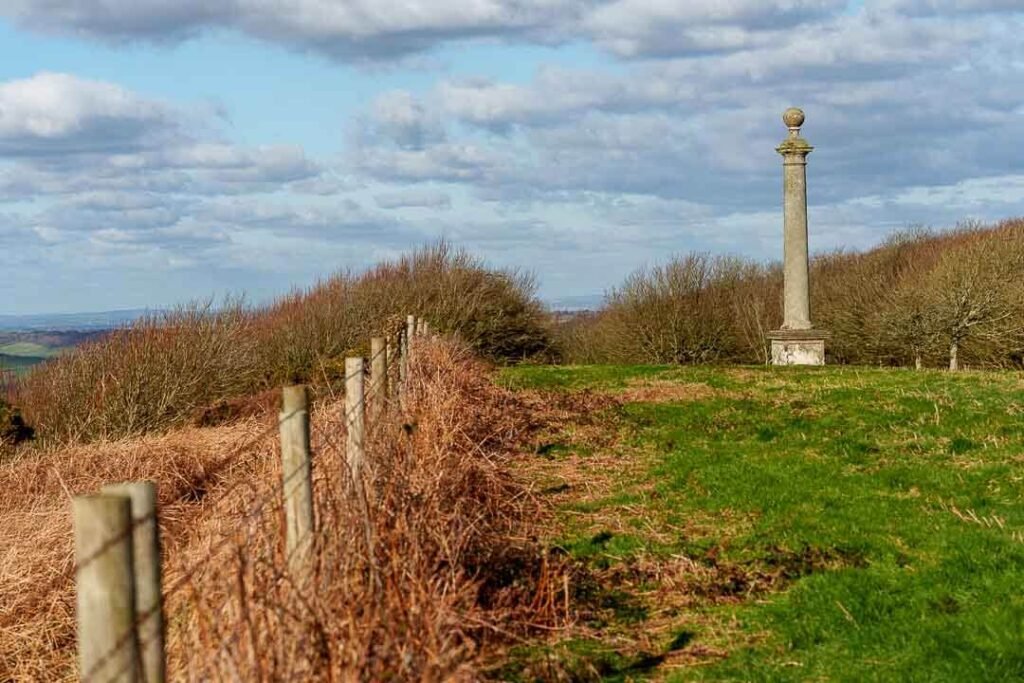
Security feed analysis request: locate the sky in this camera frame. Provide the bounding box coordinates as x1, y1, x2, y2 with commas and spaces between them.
0, 0, 1022, 314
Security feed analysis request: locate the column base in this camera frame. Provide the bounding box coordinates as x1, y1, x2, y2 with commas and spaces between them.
768, 329, 828, 366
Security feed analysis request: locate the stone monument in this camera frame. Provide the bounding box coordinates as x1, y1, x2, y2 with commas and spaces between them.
768, 107, 828, 365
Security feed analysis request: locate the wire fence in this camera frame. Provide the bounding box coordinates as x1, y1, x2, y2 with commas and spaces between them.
68, 315, 430, 682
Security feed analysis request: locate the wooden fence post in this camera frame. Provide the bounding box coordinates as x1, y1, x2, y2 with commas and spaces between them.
100, 482, 165, 683
345, 358, 366, 487
280, 385, 314, 584
385, 337, 394, 393
73, 494, 142, 681
398, 328, 408, 390
370, 337, 387, 419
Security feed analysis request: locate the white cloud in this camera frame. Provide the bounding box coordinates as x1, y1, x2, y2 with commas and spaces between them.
2, 3, 1024, 311
0, 71, 341, 280
0, 72, 177, 155
10, 0, 1016, 63
374, 188, 452, 209
2, 0, 586, 59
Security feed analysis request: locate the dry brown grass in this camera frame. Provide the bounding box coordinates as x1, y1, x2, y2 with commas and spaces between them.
619, 379, 721, 404
0, 339, 562, 681
0, 414, 276, 680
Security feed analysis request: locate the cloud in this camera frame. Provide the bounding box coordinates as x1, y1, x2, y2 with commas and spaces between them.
0, 72, 178, 156
8, 0, 1019, 63
374, 188, 452, 210
2, 0, 586, 60
867, 0, 1024, 16
582, 0, 847, 58
350, 5, 1024, 209
0, 72, 324, 201
3, 3, 1024, 312
368, 90, 447, 149
0, 72, 346, 281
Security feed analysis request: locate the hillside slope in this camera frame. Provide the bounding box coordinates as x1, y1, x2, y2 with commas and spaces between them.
0, 340, 553, 681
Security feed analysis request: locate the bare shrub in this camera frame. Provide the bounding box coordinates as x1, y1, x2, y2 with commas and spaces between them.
13, 301, 259, 445
0, 340, 557, 680
550, 310, 609, 365
561, 254, 776, 365
560, 218, 1024, 369
13, 242, 551, 446
917, 223, 1024, 370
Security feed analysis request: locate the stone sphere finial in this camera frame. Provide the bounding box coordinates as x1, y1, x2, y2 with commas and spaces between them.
783, 107, 805, 135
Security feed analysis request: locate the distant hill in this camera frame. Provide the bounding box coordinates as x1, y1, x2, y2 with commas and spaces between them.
544, 294, 603, 312
0, 342, 60, 358
0, 309, 152, 331
0, 317, 126, 376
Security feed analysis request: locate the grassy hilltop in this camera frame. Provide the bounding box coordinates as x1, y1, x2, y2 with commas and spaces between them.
3, 226, 1024, 680
497, 364, 1024, 680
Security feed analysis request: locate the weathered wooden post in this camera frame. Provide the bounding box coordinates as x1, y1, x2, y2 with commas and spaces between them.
385, 337, 394, 394
345, 358, 366, 487
73, 494, 142, 681
280, 385, 314, 583
767, 107, 828, 365
370, 336, 387, 418
101, 482, 165, 683
398, 328, 408, 389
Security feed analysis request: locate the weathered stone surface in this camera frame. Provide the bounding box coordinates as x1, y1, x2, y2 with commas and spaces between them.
771, 107, 828, 365
771, 339, 825, 366
776, 109, 814, 332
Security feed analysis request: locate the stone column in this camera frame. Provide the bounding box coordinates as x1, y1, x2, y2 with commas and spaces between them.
768, 108, 828, 365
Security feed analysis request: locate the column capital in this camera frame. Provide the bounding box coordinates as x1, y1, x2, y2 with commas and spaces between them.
776, 137, 813, 157
776, 106, 812, 157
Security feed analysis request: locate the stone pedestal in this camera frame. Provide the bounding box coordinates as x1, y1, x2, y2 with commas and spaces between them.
768, 329, 827, 366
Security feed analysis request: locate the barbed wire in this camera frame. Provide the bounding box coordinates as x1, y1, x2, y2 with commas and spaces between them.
76, 320, 426, 681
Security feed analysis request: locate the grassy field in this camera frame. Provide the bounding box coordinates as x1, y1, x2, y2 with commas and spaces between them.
0, 354, 45, 376
498, 364, 1024, 681
0, 342, 61, 358
0, 342, 61, 376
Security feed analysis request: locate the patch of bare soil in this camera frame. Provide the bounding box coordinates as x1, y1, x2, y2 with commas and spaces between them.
619, 379, 720, 404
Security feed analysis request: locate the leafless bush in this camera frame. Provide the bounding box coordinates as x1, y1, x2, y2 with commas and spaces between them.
13, 301, 260, 445
13, 242, 551, 446
559, 218, 1024, 369
916, 224, 1024, 369
0, 340, 559, 680
559, 254, 777, 365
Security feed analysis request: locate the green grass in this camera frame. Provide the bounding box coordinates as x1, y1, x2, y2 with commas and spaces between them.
499, 364, 1024, 681
0, 342, 60, 377
0, 342, 62, 358
0, 354, 46, 376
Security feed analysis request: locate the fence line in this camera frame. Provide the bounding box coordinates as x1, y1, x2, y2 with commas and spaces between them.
68, 315, 425, 681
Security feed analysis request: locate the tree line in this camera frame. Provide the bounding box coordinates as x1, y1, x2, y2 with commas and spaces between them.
555, 218, 1024, 369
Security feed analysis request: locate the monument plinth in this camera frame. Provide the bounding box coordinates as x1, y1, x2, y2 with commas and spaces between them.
768, 107, 828, 365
